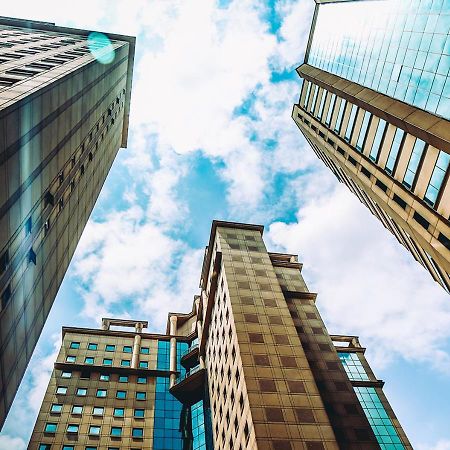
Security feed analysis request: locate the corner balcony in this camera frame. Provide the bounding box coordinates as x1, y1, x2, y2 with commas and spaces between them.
180, 343, 199, 369
169, 365, 205, 404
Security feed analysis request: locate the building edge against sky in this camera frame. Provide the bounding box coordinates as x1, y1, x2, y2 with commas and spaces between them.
0, 17, 135, 429
29, 220, 411, 449
292, 0, 450, 292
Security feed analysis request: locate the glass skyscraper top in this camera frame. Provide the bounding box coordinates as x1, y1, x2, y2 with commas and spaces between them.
308, 0, 450, 118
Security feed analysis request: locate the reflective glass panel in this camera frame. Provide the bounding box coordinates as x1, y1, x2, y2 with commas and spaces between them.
317, 90, 327, 119
385, 128, 405, 174
334, 99, 347, 133
344, 104, 358, 141
403, 138, 426, 189
325, 93, 337, 126
338, 352, 369, 381
424, 150, 449, 206
369, 119, 387, 161
356, 111, 371, 152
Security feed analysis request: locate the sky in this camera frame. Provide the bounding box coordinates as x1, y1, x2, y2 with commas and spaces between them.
1, 0, 450, 448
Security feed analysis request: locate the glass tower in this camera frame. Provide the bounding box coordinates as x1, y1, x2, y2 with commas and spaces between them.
293, 0, 450, 292
0, 17, 135, 429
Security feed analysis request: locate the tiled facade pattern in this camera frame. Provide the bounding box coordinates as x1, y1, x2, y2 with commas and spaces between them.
292, 0, 450, 293
0, 18, 135, 428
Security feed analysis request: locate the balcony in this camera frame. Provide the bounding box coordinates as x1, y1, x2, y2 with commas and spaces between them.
181, 343, 199, 369
169, 365, 205, 404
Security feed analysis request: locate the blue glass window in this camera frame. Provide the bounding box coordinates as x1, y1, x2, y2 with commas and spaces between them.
354, 387, 406, 449
50, 403, 62, 413
116, 390, 126, 399
96, 389, 106, 398
317, 90, 327, 119
105, 344, 115, 352
192, 400, 207, 450
338, 352, 369, 381
385, 128, 405, 174
110, 427, 122, 437
334, 99, 347, 133
44, 423, 57, 433
303, 82, 312, 109
403, 138, 426, 189
123, 346, 132, 353
325, 94, 337, 127
356, 111, 371, 152
310, 85, 319, 113
70, 342, 80, 349
114, 408, 124, 417
88, 343, 97, 350
134, 408, 145, 418
369, 119, 387, 162
103, 358, 112, 366
132, 428, 144, 438
344, 104, 358, 142
141, 347, 150, 354
424, 151, 449, 207
85, 357, 94, 365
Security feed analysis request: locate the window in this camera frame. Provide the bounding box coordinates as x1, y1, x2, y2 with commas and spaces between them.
111, 427, 122, 437
403, 138, 426, 189
356, 111, 371, 152
96, 389, 107, 398
44, 423, 57, 433
424, 151, 449, 207
369, 119, 387, 162
303, 82, 312, 108
139, 361, 148, 368
72, 405, 83, 414
344, 104, 358, 141
114, 407, 124, 417
317, 91, 327, 119
116, 390, 127, 399
86, 447, 97, 450
136, 391, 146, 400
62, 447, 74, 450
339, 353, 369, 381
140, 347, 149, 354
118, 375, 128, 383
106, 344, 115, 352
25, 217, 32, 235
309, 85, 319, 113
132, 428, 143, 438
56, 387, 67, 395
123, 346, 132, 353
39, 445, 51, 450
66, 355, 75, 363
93, 406, 104, 416
85, 357, 94, 365
69, 342, 80, 349
325, 93, 336, 126
88, 343, 98, 350
103, 358, 112, 366
385, 128, 405, 174
77, 388, 87, 396
50, 404, 62, 413
67, 424, 79, 433
137, 376, 147, 384
334, 99, 347, 133
134, 408, 144, 418
89, 425, 101, 436
61, 371, 72, 378
121, 360, 131, 367
99, 374, 110, 381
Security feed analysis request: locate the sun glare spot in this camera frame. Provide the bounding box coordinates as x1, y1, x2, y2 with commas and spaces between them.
87, 32, 115, 64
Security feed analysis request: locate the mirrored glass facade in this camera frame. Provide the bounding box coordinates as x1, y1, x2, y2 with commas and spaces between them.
338, 352, 369, 381
308, 0, 450, 118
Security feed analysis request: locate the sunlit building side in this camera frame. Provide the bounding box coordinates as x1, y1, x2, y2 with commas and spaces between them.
0, 17, 135, 428
292, 0, 450, 292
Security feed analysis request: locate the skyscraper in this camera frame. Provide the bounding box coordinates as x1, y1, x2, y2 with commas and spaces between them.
0, 17, 135, 428
292, 0, 449, 292
29, 221, 411, 449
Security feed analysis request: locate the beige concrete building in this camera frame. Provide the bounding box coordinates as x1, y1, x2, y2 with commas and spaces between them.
292, 0, 450, 292
0, 17, 135, 428
29, 221, 411, 449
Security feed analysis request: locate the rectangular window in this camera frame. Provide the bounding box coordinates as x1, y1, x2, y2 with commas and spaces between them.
403, 138, 426, 189
137, 376, 147, 384
50, 404, 62, 413
424, 151, 449, 207
116, 390, 127, 399
140, 347, 149, 354
56, 387, 67, 395
393, 194, 407, 209
88, 343, 98, 350
77, 388, 87, 396
99, 374, 110, 381
44, 423, 57, 433
96, 389, 107, 398
134, 408, 145, 418
111, 427, 122, 437
61, 371, 72, 378
309, 85, 319, 113
89, 426, 101, 436
139, 361, 148, 368
132, 428, 144, 438
385, 128, 404, 174
121, 360, 131, 367
103, 358, 112, 366
413, 211, 429, 230
344, 104, 358, 142
72, 405, 83, 415
123, 346, 132, 353
369, 119, 387, 162
39, 445, 51, 450
105, 344, 115, 352
114, 407, 124, 417
67, 424, 79, 433
118, 376, 128, 383
69, 342, 80, 349
85, 357, 94, 365
136, 392, 146, 400
325, 93, 337, 127
356, 111, 371, 152
317, 91, 327, 119
339, 352, 369, 381
334, 99, 347, 133
303, 82, 312, 109
66, 356, 75, 363
93, 406, 104, 416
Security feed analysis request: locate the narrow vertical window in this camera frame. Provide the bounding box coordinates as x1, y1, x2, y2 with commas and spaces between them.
334, 99, 347, 133
309, 85, 319, 113
325, 94, 337, 127
385, 128, 404, 175
303, 82, 312, 109
344, 104, 358, 142
317, 91, 327, 119
369, 119, 387, 162
356, 111, 372, 152
424, 151, 449, 207
403, 138, 426, 190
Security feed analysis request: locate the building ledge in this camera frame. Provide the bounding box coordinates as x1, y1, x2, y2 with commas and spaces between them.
169, 367, 206, 404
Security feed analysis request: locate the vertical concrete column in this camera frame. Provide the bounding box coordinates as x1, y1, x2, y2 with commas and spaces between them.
169, 316, 177, 388
131, 333, 141, 369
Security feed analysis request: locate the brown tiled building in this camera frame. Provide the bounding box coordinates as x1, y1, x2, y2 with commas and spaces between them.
0, 17, 135, 428
29, 221, 411, 449
292, 0, 450, 292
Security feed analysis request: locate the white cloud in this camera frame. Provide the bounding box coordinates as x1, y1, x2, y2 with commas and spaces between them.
267, 179, 450, 373
0, 435, 26, 450
418, 440, 450, 450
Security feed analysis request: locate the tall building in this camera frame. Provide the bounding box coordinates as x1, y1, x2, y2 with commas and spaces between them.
29, 221, 411, 449
0, 17, 135, 428
292, 0, 450, 292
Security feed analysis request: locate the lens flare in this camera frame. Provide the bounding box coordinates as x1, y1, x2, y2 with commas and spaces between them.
87, 32, 115, 64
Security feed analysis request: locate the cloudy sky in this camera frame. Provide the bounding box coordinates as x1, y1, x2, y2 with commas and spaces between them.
1, 1, 450, 448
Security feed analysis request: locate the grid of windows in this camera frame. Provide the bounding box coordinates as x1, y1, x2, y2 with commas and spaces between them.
338, 352, 369, 381
354, 387, 405, 449
192, 400, 207, 450
308, 0, 450, 118
403, 138, 426, 189
424, 150, 449, 206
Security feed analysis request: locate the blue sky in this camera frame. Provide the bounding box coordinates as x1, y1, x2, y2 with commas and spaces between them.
1, 1, 450, 448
